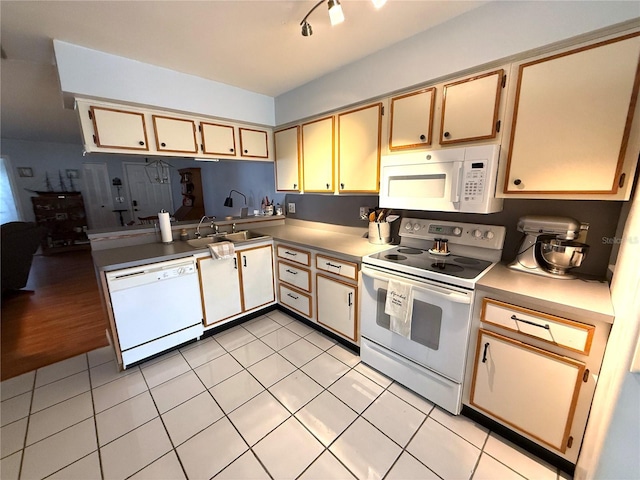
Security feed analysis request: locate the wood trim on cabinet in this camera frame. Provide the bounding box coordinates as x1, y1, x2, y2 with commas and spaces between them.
481, 298, 595, 355
439, 69, 504, 145
315, 272, 358, 342
151, 114, 198, 154
239, 127, 269, 159
470, 329, 585, 453
503, 32, 640, 195
276, 244, 311, 266
389, 87, 436, 151
301, 115, 335, 193
90, 106, 149, 151
200, 122, 236, 156
337, 102, 382, 194
277, 260, 312, 292
274, 125, 301, 192
278, 284, 312, 318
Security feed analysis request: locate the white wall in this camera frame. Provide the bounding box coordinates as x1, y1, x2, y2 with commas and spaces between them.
275, 1, 640, 124
53, 40, 275, 127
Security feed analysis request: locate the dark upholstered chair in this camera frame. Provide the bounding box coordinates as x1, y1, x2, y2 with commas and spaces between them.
1, 222, 44, 293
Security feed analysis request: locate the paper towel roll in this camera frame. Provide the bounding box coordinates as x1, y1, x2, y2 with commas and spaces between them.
158, 210, 173, 244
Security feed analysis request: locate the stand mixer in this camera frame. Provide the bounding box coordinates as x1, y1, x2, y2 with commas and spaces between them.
509, 215, 590, 279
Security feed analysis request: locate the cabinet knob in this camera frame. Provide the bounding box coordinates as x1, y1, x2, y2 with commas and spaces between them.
230, 148, 234, 153
244, 149, 248, 154
293, 183, 297, 189
340, 183, 345, 189
139, 141, 145, 146
161, 142, 166, 147
443, 132, 450, 138
326, 183, 330, 189
513, 179, 522, 186
419, 134, 426, 141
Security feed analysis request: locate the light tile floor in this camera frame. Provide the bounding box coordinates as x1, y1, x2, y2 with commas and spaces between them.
1, 310, 570, 480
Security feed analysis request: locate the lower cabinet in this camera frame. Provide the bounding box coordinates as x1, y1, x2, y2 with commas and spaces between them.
470, 329, 584, 453
316, 273, 358, 342
197, 243, 275, 327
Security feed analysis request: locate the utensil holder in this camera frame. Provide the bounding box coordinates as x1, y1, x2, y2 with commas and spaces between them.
369, 222, 391, 244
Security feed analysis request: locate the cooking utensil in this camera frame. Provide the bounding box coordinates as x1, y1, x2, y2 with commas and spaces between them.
369, 211, 376, 222
377, 209, 386, 222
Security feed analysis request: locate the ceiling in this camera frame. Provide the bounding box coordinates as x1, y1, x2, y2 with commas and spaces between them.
0, 0, 486, 145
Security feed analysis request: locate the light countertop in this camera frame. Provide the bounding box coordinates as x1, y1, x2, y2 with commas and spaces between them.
478, 263, 614, 324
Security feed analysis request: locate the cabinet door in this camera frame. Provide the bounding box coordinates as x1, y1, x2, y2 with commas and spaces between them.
90, 106, 149, 151
274, 126, 301, 192
389, 88, 435, 150
239, 245, 275, 311
504, 34, 640, 194
302, 116, 335, 192
152, 115, 198, 154
239, 128, 269, 159
197, 256, 242, 326
470, 329, 585, 452
316, 274, 357, 342
440, 69, 504, 144
201, 122, 236, 156
338, 103, 382, 193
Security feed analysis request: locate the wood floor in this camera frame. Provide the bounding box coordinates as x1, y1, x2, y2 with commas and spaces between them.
1, 249, 109, 381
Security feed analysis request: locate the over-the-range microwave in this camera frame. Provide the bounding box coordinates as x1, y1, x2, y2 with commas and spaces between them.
379, 144, 503, 214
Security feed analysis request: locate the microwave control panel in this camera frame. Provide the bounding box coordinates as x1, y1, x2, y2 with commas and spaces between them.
461, 161, 487, 204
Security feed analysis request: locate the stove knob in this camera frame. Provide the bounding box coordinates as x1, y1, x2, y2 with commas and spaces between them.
485, 231, 495, 240
472, 229, 483, 239
413, 223, 421, 231
404, 223, 413, 231
453, 227, 462, 235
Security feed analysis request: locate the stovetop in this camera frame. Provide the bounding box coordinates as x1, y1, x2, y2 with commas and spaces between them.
365, 247, 493, 280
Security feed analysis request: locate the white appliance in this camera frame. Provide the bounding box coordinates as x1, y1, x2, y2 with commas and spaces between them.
379, 144, 503, 213
106, 257, 204, 368
361, 218, 506, 414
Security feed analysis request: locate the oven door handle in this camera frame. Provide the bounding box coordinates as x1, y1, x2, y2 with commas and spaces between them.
362, 266, 471, 305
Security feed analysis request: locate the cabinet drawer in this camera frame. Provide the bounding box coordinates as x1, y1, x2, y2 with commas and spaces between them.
277, 261, 311, 292
276, 245, 311, 266
482, 298, 594, 355
279, 284, 312, 318
315, 254, 358, 280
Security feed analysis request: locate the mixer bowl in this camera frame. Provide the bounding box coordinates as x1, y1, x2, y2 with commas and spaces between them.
540, 239, 589, 274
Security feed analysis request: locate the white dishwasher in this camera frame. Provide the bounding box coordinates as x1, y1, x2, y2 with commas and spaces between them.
106, 257, 203, 368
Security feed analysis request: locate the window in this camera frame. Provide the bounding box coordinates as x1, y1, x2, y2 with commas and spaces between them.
1, 156, 22, 224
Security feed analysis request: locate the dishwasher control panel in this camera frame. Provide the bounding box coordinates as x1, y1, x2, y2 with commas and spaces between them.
157, 264, 195, 280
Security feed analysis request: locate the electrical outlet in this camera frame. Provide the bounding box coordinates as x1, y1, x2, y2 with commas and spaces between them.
116, 196, 125, 203
287, 202, 296, 214
360, 207, 369, 218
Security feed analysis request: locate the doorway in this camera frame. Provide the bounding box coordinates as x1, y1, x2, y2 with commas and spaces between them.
82, 163, 117, 229
124, 162, 174, 221
0, 156, 23, 224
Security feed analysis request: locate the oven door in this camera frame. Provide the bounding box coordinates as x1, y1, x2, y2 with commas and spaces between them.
360, 264, 472, 383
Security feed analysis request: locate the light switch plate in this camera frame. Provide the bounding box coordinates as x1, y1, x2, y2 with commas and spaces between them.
288, 203, 296, 213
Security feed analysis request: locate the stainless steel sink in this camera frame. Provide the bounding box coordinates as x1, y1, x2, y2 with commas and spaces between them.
186, 230, 268, 249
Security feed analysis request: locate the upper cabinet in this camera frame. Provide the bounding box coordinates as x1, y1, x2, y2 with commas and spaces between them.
77, 99, 273, 161
274, 126, 301, 192
440, 69, 505, 145
89, 106, 149, 151
152, 115, 198, 154
338, 103, 382, 193
239, 128, 269, 159
389, 88, 435, 151
502, 33, 640, 199
302, 116, 335, 193
201, 122, 236, 156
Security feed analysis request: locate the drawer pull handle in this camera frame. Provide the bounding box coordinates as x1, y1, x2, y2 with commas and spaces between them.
243, 255, 247, 267
285, 269, 298, 275
348, 292, 353, 306
287, 293, 299, 300
233, 258, 237, 270
511, 314, 550, 330
482, 342, 489, 363
284, 251, 297, 256
326, 262, 342, 270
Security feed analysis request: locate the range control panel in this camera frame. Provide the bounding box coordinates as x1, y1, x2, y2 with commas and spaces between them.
400, 218, 506, 250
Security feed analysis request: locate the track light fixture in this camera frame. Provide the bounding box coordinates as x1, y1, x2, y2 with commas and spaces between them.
300, 0, 386, 37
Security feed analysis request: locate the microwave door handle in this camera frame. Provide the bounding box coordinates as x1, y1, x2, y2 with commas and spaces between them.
362, 267, 470, 305
451, 164, 463, 204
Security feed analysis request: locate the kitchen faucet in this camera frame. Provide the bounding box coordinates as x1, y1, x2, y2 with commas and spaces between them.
195, 215, 216, 238
232, 223, 237, 233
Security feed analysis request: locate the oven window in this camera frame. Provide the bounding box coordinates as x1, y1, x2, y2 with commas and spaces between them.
376, 289, 442, 350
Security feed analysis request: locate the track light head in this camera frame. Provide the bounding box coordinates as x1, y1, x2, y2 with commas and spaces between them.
301, 21, 313, 36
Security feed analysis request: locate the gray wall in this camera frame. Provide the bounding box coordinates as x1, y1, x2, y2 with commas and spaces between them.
284, 192, 623, 278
